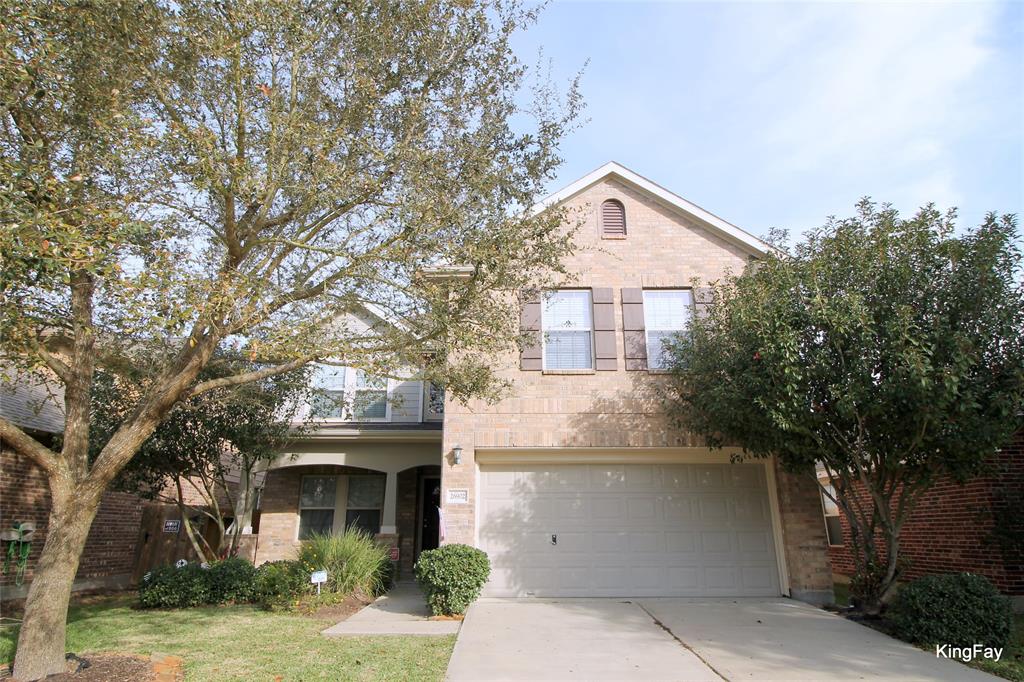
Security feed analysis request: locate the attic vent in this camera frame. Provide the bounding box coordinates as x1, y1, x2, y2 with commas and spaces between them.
601, 199, 626, 238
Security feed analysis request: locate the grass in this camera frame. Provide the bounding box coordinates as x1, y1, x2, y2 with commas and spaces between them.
832, 581, 850, 607
972, 614, 1024, 682
0, 595, 454, 681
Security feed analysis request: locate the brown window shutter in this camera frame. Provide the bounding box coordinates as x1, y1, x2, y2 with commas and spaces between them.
601, 199, 626, 238
520, 290, 542, 371
621, 287, 647, 371
695, 287, 714, 319
592, 287, 616, 370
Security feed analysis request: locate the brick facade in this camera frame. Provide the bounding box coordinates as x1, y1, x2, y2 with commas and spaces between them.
441, 173, 834, 603
827, 431, 1024, 598
1, 440, 144, 600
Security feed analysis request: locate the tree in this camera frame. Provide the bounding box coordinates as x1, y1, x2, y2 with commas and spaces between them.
91, 354, 315, 561
0, 1, 581, 677
663, 200, 1024, 615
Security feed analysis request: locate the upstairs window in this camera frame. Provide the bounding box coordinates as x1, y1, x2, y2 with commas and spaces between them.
643, 290, 693, 370
352, 370, 387, 420
601, 199, 626, 238
542, 290, 593, 370
425, 382, 445, 421
310, 365, 389, 421
310, 365, 346, 418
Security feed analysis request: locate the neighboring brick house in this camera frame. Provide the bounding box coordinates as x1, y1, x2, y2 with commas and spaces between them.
820, 430, 1024, 611
0, 373, 144, 601
253, 162, 834, 604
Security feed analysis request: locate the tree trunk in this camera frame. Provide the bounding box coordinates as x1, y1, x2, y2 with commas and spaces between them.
12, 484, 101, 681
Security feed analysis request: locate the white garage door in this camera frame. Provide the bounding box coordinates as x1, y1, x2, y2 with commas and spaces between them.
478, 461, 781, 597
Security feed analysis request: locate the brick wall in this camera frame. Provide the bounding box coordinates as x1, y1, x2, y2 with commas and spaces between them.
442, 176, 834, 602
1, 440, 143, 599
774, 462, 835, 604
827, 432, 1023, 596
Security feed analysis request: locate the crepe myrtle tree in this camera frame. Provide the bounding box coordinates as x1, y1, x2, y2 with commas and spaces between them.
91, 352, 315, 561
0, 1, 582, 677
663, 200, 1024, 615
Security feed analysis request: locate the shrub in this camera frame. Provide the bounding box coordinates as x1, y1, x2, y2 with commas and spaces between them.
138, 562, 212, 609
297, 529, 392, 597
414, 544, 490, 616
887, 573, 1013, 648
207, 557, 256, 604
253, 560, 309, 610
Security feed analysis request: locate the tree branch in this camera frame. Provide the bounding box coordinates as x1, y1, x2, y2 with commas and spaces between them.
184, 356, 316, 398
0, 417, 63, 478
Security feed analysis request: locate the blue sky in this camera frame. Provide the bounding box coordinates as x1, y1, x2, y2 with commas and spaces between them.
513, 1, 1023, 240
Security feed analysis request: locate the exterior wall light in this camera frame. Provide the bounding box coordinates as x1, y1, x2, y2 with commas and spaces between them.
452, 444, 463, 465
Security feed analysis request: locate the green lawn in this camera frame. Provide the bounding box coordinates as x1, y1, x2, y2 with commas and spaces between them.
973, 614, 1024, 682
0, 596, 454, 681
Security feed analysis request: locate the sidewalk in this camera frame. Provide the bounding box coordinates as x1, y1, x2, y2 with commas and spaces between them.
321, 582, 460, 636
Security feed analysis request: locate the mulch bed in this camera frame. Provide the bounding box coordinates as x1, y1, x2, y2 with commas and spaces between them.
2, 653, 181, 682
307, 590, 374, 621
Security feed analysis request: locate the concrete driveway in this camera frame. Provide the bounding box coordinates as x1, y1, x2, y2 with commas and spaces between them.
447, 598, 999, 681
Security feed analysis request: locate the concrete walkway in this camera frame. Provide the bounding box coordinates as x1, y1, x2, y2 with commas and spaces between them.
321, 582, 460, 636
447, 599, 720, 681
447, 597, 1000, 681
640, 598, 999, 681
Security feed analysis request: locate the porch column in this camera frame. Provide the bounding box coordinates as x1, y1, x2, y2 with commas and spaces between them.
380, 469, 398, 534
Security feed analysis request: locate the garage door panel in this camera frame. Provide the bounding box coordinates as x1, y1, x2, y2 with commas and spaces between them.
479, 462, 781, 598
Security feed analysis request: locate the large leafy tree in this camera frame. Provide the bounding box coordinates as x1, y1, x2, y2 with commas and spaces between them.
0, 1, 581, 677
91, 353, 315, 561
664, 200, 1024, 614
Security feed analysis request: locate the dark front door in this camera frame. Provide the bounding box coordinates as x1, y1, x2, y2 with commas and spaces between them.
420, 476, 441, 553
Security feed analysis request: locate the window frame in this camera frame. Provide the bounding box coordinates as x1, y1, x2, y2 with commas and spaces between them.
820, 482, 844, 547
344, 474, 386, 535
540, 289, 595, 371
349, 369, 391, 422
423, 382, 445, 421
297, 474, 387, 540
297, 475, 339, 540
309, 365, 392, 423
642, 289, 694, 371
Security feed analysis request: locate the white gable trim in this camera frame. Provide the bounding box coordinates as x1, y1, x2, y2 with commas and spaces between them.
532, 161, 773, 257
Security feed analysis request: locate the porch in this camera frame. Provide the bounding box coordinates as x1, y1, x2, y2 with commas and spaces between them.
252, 437, 442, 578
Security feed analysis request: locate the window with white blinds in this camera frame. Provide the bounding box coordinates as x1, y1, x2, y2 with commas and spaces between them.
353, 370, 387, 420
643, 290, 693, 369
542, 290, 593, 370
309, 364, 389, 421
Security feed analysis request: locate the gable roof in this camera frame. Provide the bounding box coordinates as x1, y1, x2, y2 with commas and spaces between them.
532, 161, 773, 257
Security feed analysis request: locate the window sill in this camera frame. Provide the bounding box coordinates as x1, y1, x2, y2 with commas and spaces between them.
647, 368, 673, 375
601, 235, 627, 240
542, 369, 596, 375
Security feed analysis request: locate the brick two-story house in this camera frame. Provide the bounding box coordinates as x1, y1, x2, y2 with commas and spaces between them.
253, 162, 834, 604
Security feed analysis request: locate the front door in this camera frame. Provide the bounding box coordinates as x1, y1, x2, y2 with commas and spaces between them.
420, 476, 441, 553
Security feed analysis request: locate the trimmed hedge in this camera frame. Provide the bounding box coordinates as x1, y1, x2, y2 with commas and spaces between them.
414, 544, 490, 616
139, 558, 256, 609
887, 573, 1013, 648
207, 557, 256, 603
253, 560, 309, 610
138, 562, 212, 609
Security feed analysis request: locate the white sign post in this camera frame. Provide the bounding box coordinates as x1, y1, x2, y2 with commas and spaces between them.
311, 570, 328, 595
